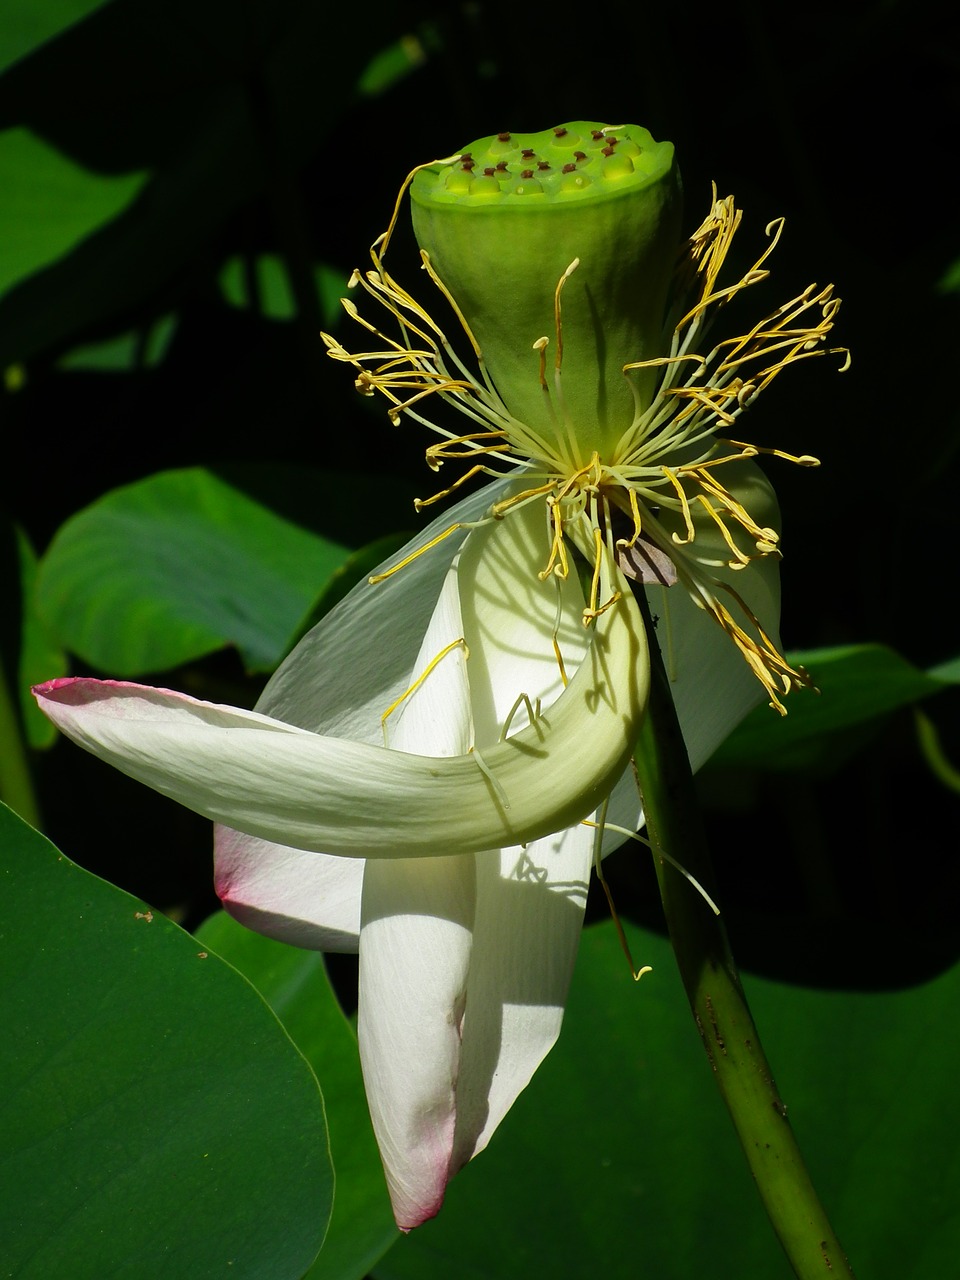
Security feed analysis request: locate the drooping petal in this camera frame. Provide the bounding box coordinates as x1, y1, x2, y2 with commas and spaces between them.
360, 854, 475, 1230
451, 820, 595, 1169
356, 506, 619, 1227
211, 497, 492, 950
356, 560, 477, 1229
441, 510, 600, 1169
33, 537, 647, 859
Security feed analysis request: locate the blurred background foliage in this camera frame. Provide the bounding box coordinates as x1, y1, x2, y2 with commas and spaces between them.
1, 0, 958, 1276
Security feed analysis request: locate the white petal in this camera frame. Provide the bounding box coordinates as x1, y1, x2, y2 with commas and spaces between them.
210, 531, 482, 949
356, 565, 475, 1229
359, 854, 475, 1231
259, 478, 511, 743
456, 497, 590, 746
33, 537, 647, 859
447, 508, 596, 1173
213, 828, 363, 950
604, 460, 783, 845
451, 821, 595, 1169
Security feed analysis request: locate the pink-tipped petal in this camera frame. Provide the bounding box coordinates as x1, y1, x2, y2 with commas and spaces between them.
355, 559, 475, 1228
214, 826, 363, 951
32, 557, 645, 862
359, 853, 475, 1230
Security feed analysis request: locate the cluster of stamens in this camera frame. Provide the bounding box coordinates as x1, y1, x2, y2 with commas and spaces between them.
321, 160, 848, 714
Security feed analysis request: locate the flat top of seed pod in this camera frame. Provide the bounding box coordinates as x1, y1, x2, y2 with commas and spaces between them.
410, 122, 675, 207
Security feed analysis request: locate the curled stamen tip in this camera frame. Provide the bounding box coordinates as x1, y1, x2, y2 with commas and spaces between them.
797, 454, 821, 466
563, 258, 581, 278
533, 336, 549, 350
347, 270, 361, 289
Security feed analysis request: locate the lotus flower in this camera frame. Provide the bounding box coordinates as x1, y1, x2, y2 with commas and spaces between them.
34, 122, 844, 1230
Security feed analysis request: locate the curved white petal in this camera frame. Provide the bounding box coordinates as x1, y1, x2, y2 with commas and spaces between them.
33, 538, 647, 859
353, 508, 629, 1228
457, 495, 591, 746
356, 562, 475, 1229
210, 515, 486, 949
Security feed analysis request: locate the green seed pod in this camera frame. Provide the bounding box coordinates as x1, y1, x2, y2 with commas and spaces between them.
410, 122, 682, 463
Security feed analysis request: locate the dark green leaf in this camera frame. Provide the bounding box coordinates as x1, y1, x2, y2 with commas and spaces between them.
713, 644, 954, 772
0, 803, 331, 1278
374, 919, 960, 1280
0, 0, 414, 364
196, 911, 398, 1280
0, 0, 110, 77
0, 128, 147, 305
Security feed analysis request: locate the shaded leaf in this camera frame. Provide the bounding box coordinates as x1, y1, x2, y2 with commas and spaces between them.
0, 0, 110, 78
712, 643, 954, 772
0, 802, 331, 1278
196, 911, 398, 1280
0, 0, 416, 364
0, 127, 147, 300
374, 919, 960, 1280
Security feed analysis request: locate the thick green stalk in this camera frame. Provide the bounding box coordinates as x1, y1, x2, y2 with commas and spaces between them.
631, 587, 855, 1279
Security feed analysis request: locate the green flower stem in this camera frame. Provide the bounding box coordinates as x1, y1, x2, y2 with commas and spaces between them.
0, 656, 40, 829
630, 587, 855, 1280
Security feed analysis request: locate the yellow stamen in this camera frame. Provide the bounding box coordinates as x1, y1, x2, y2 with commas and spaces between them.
588, 803, 654, 981
368, 524, 466, 584
380, 637, 469, 743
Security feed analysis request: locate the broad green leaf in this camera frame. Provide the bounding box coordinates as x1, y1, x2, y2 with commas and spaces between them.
0, 128, 147, 300
35, 467, 351, 674
196, 911, 398, 1280
374, 919, 960, 1280
712, 643, 954, 772
0, 0, 110, 76
0, 803, 331, 1278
